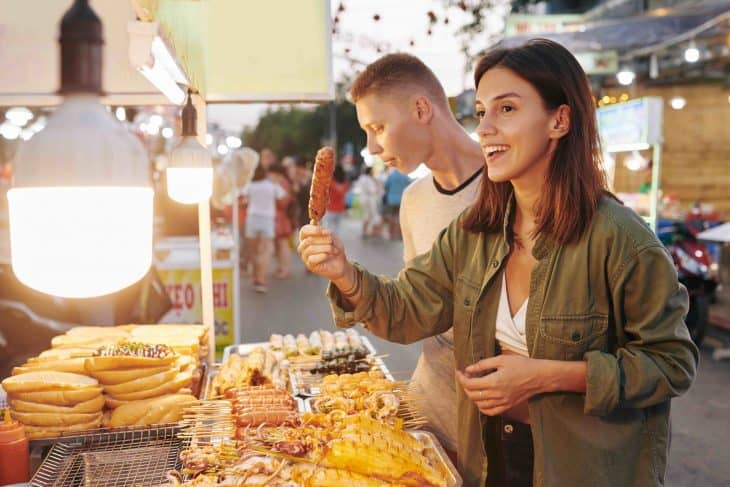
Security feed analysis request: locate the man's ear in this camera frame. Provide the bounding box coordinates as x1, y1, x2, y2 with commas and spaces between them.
413, 96, 434, 124
549, 104, 571, 139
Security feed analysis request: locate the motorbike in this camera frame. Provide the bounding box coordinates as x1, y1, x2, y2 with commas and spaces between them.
659, 217, 719, 345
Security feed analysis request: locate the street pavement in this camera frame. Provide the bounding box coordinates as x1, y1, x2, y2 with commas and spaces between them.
238, 216, 730, 487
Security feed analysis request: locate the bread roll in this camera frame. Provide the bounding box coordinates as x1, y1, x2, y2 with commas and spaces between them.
1, 371, 98, 393
88, 365, 171, 385
65, 326, 130, 339
105, 372, 192, 401
104, 396, 133, 409
31, 348, 95, 362
10, 394, 105, 414
101, 368, 178, 396
108, 394, 197, 427
24, 417, 103, 439
12, 357, 87, 375
11, 411, 102, 426
12, 387, 103, 406
84, 354, 177, 372
50, 335, 120, 349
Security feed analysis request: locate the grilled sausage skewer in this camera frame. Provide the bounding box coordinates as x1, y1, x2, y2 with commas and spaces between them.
308, 146, 335, 225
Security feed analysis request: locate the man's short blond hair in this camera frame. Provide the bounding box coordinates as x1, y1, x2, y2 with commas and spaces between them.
350, 53, 448, 108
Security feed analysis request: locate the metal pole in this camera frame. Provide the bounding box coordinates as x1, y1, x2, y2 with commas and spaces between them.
198, 200, 216, 365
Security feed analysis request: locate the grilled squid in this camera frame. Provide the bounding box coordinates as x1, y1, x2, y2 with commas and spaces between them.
308, 146, 335, 224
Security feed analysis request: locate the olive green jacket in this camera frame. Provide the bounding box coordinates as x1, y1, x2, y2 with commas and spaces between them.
327, 196, 698, 487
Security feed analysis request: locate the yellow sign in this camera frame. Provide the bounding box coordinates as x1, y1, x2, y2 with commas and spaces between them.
158, 267, 234, 357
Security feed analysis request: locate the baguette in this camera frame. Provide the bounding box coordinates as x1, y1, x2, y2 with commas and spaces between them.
84, 354, 177, 372
23, 417, 103, 439
11, 411, 103, 427
88, 365, 171, 385
12, 357, 87, 375
101, 368, 178, 396
108, 394, 197, 427
11, 387, 103, 406
105, 372, 192, 401
1, 371, 98, 393
10, 394, 105, 414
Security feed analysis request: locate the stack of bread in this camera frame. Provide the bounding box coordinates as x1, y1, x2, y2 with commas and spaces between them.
2, 324, 209, 439
83, 341, 196, 427
125, 325, 208, 393
2, 371, 104, 439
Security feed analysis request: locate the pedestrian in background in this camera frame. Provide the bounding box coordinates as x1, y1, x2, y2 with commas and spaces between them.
354, 166, 382, 238
323, 164, 349, 234
269, 164, 295, 279
383, 168, 412, 240
243, 164, 285, 293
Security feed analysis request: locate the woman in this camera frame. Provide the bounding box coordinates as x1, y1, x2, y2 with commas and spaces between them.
298, 39, 697, 486
243, 164, 285, 293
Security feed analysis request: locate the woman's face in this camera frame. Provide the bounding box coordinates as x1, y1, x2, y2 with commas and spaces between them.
475, 67, 566, 185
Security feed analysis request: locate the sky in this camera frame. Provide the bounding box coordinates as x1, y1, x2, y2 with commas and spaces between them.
207, 0, 510, 134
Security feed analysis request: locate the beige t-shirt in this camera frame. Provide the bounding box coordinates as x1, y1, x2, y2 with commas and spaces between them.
400, 168, 482, 453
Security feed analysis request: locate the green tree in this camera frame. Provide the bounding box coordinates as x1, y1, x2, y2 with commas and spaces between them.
241, 99, 365, 164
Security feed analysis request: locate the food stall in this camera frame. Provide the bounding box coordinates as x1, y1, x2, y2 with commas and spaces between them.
0, 1, 461, 484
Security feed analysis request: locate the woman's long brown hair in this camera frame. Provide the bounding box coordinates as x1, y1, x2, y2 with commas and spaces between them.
463, 38, 609, 245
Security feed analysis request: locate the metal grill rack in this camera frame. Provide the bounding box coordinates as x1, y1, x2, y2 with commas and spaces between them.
31, 424, 182, 487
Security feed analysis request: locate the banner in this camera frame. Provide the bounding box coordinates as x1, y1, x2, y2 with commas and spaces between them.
158, 266, 234, 357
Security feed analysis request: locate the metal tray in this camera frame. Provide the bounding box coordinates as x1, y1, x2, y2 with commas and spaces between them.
408, 430, 462, 487
289, 356, 395, 397
31, 424, 182, 487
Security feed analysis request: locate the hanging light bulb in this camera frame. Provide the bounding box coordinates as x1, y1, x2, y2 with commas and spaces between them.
616, 66, 635, 86
166, 90, 213, 204
7, 0, 153, 298
684, 39, 700, 63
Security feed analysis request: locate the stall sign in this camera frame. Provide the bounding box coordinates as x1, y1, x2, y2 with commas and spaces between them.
158, 267, 234, 357
597, 97, 663, 152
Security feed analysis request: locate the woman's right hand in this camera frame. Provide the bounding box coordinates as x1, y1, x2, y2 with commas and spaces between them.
298, 225, 348, 281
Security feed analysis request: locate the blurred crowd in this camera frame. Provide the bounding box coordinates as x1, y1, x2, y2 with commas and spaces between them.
230, 148, 413, 294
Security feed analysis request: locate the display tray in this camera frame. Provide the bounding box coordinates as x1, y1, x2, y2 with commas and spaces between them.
31, 424, 182, 487
409, 430, 463, 487
222, 334, 378, 362
289, 356, 395, 397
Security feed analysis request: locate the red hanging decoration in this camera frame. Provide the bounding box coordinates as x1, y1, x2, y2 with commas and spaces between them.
334, 16, 339, 23
458, 1, 468, 11
373, 13, 381, 21
427, 29, 432, 36
444, 17, 450, 25
338, 2, 345, 13
427, 11, 437, 23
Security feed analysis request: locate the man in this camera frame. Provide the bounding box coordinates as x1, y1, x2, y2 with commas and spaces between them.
351, 53, 484, 457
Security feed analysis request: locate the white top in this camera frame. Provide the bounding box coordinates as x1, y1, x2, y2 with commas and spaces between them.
495, 273, 529, 356
402, 168, 482, 453
354, 173, 380, 199
243, 179, 285, 218
400, 170, 482, 262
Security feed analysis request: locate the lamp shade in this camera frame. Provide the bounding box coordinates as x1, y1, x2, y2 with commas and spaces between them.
8, 95, 153, 298
166, 92, 213, 205
167, 136, 213, 204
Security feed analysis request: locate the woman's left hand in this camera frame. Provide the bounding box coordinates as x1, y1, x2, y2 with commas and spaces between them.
456, 355, 546, 416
